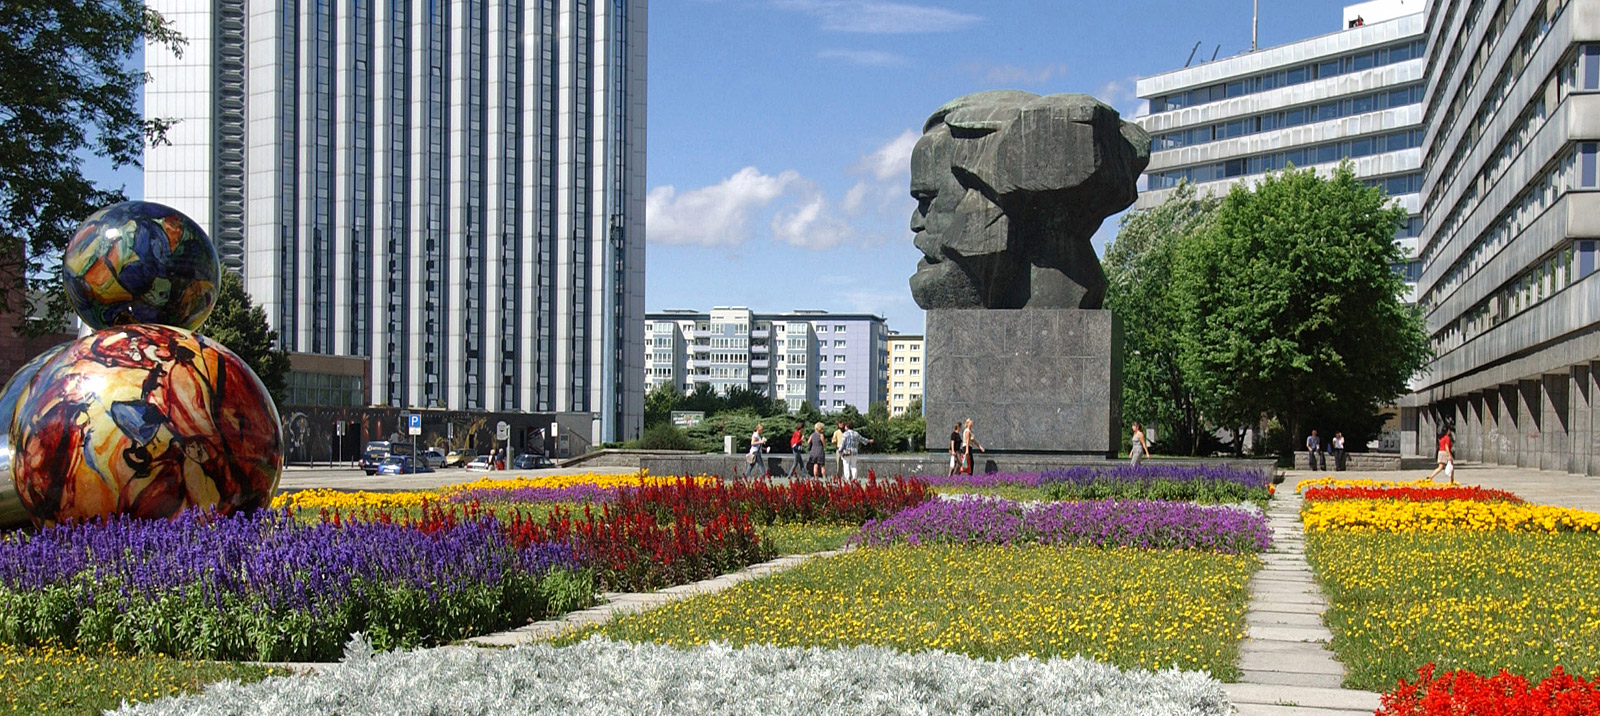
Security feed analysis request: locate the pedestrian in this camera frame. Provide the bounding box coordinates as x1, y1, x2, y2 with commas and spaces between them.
947, 422, 962, 477
807, 422, 827, 479
1332, 431, 1346, 472
788, 423, 806, 479
1130, 421, 1149, 467
839, 421, 872, 480
744, 423, 767, 480
961, 418, 985, 475
1424, 428, 1455, 483
832, 421, 847, 478
1305, 430, 1325, 471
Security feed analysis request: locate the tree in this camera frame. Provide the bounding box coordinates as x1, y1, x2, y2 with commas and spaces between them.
205, 269, 290, 409
1104, 182, 1219, 454
643, 383, 681, 428
795, 400, 823, 430
0, 0, 184, 327
1174, 162, 1430, 457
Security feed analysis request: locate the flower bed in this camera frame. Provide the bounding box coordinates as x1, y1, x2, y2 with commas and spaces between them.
0, 510, 591, 662
852, 496, 1270, 553
1303, 485, 1522, 503
270, 471, 716, 511
920, 465, 1270, 503
1378, 664, 1600, 716
0, 642, 282, 716
1295, 477, 1443, 493
1302, 499, 1600, 533
563, 544, 1256, 678
108, 636, 1234, 716
1306, 531, 1600, 690
623, 476, 931, 526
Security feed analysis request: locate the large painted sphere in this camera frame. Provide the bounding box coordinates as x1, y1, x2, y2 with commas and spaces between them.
8, 325, 282, 525
0, 343, 71, 528
62, 201, 220, 331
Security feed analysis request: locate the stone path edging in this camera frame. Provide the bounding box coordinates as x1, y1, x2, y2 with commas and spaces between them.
1224, 489, 1382, 716
465, 548, 849, 647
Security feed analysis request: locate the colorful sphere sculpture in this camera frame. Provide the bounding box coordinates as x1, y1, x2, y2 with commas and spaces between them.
7, 325, 282, 524
0, 343, 70, 527
62, 201, 220, 331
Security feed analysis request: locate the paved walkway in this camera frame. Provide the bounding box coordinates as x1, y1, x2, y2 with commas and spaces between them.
1224, 488, 1382, 716
1281, 463, 1600, 510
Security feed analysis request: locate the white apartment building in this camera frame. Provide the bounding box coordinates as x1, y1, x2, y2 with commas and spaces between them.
645, 308, 889, 413
1135, 0, 1429, 296
143, 0, 648, 442
886, 334, 924, 417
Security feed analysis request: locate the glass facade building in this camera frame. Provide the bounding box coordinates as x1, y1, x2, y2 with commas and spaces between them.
143, 0, 647, 442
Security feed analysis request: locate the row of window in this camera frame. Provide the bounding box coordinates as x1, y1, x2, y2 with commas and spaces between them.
1152, 84, 1425, 152
1433, 241, 1598, 356
891, 355, 921, 363
1148, 129, 1425, 189
1149, 39, 1426, 113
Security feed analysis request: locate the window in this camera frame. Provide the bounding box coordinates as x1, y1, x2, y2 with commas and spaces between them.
834, 370, 846, 377
894, 381, 905, 388
910, 368, 920, 376
816, 325, 828, 332
833, 400, 844, 407
834, 385, 846, 392
910, 356, 920, 363
834, 340, 846, 347
894, 356, 904, 363
910, 381, 920, 388
894, 368, 904, 375
834, 324, 846, 332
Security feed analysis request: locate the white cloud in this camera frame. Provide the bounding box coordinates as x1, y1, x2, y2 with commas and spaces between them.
774, 0, 981, 33
851, 129, 918, 182
646, 167, 800, 247
1095, 78, 1146, 118
817, 49, 910, 67
964, 62, 1069, 86
771, 183, 854, 249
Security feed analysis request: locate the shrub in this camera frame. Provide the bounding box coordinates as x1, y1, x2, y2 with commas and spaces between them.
637, 423, 695, 451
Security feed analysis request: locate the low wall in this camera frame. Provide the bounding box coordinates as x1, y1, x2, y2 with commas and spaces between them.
639, 453, 1278, 480
560, 449, 699, 469
1291, 451, 1437, 471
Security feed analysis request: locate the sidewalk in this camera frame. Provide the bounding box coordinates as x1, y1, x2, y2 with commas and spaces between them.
1280, 463, 1600, 511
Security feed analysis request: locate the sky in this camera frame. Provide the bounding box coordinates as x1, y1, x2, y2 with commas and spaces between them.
96, 0, 1361, 337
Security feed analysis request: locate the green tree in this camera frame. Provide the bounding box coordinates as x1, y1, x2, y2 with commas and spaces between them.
1104, 181, 1218, 455
1174, 162, 1430, 457
680, 383, 721, 414
888, 397, 926, 452
0, 0, 184, 327
205, 270, 290, 408
643, 383, 681, 428
795, 400, 823, 430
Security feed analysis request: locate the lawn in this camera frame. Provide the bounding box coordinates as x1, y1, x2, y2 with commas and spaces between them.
757, 523, 857, 554
1306, 530, 1600, 691
559, 543, 1258, 679
930, 485, 1055, 501
0, 643, 281, 716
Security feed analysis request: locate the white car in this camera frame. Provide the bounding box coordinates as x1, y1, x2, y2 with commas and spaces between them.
419, 448, 447, 470
465, 455, 493, 471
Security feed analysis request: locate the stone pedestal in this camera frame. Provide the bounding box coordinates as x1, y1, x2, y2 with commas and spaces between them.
924, 308, 1121, 455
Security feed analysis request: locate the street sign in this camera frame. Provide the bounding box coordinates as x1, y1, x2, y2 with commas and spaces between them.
496, 421, 510, 441
408, 413, 422, 436
447, 422, 455, 440
335, 420, 345, 437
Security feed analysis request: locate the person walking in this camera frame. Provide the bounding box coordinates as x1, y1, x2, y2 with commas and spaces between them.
807, 422, 827, 479
832, 421, 847, 478
1130, 421, 1150, 467
1424, 428, 1455, 483
961, 418, 985, 475
946, 422, 962, 477
744, 423, 767, 480
1332, 431, 1347, 472
839, 421, 872, 480
788, 423, 806, 479
1305, 430, 1325, 471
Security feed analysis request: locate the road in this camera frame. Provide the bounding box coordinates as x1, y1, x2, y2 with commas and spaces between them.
275, 464, 641, 493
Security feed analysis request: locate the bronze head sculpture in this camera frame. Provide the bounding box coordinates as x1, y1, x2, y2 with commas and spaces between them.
909, 90, 1151, 309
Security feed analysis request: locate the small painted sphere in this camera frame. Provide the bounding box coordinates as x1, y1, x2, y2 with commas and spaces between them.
62, 201, 220, 331
8, 325, 282, 525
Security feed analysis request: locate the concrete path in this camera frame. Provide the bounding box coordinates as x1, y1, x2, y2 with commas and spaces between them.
1282, 463, 1600, 511
466, 549, 846, 646
1224, 488, 1383, 716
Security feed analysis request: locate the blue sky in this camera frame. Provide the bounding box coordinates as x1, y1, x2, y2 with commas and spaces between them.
97, 0, 1359, 336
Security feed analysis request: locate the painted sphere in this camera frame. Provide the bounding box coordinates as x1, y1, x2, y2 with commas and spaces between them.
8, 325, 282, 525
62, 201, 220, 331
0, 343, 71, 528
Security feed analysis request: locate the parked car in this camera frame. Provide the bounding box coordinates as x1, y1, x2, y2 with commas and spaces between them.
511, 452, 554, 470
361, 440, 415, 475
419, 448, 447, 469
445, 449, 472, 467
377, 456, 433, 475
465, 454, 493, 471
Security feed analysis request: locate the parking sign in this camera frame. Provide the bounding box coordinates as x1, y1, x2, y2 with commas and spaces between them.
407, 413, 422, 435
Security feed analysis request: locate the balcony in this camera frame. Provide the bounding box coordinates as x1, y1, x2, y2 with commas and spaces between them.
688, 358, 710, 369
751, 359, 770, 369
750, 342, 770, 353
690, 343, 710, 353
751, 373, 769, 383
752, 328, 771, 338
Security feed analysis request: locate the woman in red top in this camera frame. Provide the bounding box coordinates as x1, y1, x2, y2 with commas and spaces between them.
788, 424, 806, 478
1424, 428, 1455, 483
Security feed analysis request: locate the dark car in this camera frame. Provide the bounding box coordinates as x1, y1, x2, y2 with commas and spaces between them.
377, 456, 434, 475
510, 452, 554, 470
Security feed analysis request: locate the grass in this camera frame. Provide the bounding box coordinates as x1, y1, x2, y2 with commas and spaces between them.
931, 485, 1055, 501
757, 523, 857, 554
0, 643, 281, 716
1306, 531, 1600, 690
557, 544, 1258, 679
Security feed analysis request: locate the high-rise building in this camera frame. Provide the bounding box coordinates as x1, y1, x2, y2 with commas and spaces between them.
143, 0, 647, 442
886, 334, 924, 417
645, 308, 889, 413
1135, 0, 1429, 296
1408, 0, 1600, 474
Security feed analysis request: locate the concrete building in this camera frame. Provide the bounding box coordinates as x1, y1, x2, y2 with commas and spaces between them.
142, 0, 648, 443
886, 334, 924, 417
645, 308, 889, 413
1135, 0, 1429, 296
1406, 0, 1600, 475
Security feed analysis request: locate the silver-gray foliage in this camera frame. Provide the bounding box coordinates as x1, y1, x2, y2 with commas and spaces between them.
112, 636, 1232, 716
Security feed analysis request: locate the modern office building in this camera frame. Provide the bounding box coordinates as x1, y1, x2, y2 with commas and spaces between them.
1406, 0, 1600, 475
886, 334, 924, 417
142, 0, 648, 443
645, 308, 889, 413
1135, 0, 1429, 295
